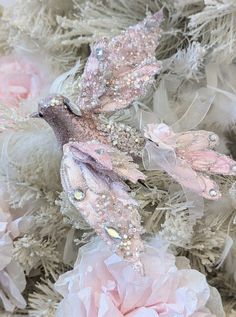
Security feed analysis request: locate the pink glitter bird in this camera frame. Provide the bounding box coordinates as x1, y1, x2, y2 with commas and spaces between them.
144, 123, 236, 200
33, 11, 163, 271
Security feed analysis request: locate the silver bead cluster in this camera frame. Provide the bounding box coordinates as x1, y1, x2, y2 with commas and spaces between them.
98, 120, 144, 156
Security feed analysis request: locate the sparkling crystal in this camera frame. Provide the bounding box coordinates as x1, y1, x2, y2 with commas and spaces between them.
208, 133, 217, 142
104, 226, 121, 240
87, 265, 93, 272
95, 148, 105, 155
232, 165, 236, 172
95, 48, 104, 59
50, 98, 60, 106
209, 189, 217, 197
74, 189, 85, 201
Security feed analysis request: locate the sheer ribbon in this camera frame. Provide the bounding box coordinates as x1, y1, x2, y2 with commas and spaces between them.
141, 79, 215, 222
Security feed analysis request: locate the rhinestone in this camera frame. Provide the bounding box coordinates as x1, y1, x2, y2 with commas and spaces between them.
95, 48, 104, 59
233, 215, 236, 224
232, 165, 236, 172
50, 98, 60, 106
104, 226, 121, 240
74, 189, 85, 201
209, 134, 217, 142
209, 189, 217, 197
87, 266, 93, 272
95, 148, 105, 155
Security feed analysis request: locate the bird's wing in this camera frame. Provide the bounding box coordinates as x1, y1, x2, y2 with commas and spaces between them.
182, 150, 236, 175
68, 141, 146, 183
144, 141, 221, 200
174, 130, 219, 151
77, 10, 163, 113
60, 142, 145, 270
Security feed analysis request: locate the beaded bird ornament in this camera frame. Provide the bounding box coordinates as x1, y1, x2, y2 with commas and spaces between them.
34, 11, 163, 272
34, 9, 236, 273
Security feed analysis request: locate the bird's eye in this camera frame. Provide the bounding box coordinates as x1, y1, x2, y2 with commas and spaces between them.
38, 112, 43, 118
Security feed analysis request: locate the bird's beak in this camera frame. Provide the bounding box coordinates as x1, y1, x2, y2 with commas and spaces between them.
30, 112, 40, 118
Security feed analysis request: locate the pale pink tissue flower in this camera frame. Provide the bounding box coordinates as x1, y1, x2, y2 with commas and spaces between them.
55, 238, 221, 317
0, 189, 27, 312
0, 223, 26, 312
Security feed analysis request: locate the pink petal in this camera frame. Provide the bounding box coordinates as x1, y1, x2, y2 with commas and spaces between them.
126, 307, 159, 317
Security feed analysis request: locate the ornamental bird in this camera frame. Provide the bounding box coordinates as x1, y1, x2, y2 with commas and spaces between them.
33, 11, 163, 272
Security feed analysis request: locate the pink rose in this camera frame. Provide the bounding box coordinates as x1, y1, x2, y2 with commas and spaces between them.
0, 54, 48, 107
55, 238, 222, 317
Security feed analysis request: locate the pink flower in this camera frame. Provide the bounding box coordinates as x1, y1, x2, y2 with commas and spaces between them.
55, 238, 222, 317
0, 54, 48, 107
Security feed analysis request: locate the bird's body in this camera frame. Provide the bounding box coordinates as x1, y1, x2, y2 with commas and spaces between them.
34, 11, 164, 272
33, 9, 236, 273
38, 95, 109, 146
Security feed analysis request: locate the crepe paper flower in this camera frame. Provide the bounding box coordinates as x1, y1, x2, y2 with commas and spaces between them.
54, 238, 222, 317
35, 11, 163, 269
143, 123, 236, 200
0, 189, 27, 312
0, 54, 48, 107
0, 223, 26, 312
